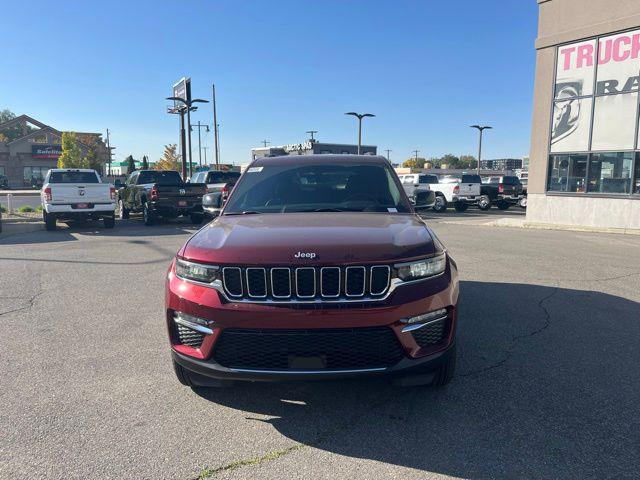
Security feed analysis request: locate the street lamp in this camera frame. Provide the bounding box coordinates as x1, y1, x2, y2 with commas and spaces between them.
191, 121, 210, 167
167, 96, 209, 178
470, 125, 492, 175
345, 112, 375, 154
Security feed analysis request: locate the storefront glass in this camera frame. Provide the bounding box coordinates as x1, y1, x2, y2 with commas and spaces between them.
588, 152, 633, 194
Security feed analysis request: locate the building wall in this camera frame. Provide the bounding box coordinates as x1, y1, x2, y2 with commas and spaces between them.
527, 0, 640, 231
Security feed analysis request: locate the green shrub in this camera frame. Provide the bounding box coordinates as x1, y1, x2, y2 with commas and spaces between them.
35, 205, 43, 212
17, 205, 35, 213
0, 205, 6, 213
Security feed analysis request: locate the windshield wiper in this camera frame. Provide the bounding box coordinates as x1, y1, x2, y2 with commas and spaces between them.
223, 211, 263, 216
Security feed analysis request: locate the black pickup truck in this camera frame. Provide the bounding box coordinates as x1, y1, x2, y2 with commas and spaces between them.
480, 175, 524, 210
117, 170, 206, 225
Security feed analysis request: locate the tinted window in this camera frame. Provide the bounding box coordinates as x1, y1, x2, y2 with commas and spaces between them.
137, 170, 183, 185
49, 171, 99, 183
206, 171, 241, 184
502, 176, 520, 185
419, 175, 439, 184
225, 163, 410, 214
461, 175, 481, 183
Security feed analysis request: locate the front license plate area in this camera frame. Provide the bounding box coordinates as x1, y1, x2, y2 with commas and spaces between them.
288, 355, 327, 370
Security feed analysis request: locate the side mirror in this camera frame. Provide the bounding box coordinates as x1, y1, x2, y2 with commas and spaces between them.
414, 190, 435, 211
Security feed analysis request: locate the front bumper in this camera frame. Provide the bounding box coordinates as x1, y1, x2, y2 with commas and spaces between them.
165, 258, 459, 383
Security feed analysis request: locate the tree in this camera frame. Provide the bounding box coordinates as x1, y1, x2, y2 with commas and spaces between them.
0, 109, 15, 124
0, 109, 35, 142
402, 157, 427, 169
142, 155, 149, 170
126, 155, 136, 174
57, 132, 86, 168
459, 155, 477, 169
0, 133, 8, 143
154, 144, 181, 171
77, 134, 102, 172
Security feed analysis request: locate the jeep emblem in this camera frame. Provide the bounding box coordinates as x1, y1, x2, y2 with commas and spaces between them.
294, 252, 317, 259
179, 189, 186, 195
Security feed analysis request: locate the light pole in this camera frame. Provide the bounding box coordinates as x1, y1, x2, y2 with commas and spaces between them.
212, 84, 220, 167
470, 125, 492, 175
167, 96, 209, 178
345, 112, 375, 154
191, 121, 210, 167
306, 130, 318, 142
413, 149, 420, 161
203, 146, 209, 165
384, 149, 392, 161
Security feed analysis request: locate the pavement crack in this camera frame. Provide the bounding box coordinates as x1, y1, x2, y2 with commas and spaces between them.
460, 287, 559, 378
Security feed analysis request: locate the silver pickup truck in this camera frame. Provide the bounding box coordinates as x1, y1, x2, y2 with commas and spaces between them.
399, 173, 483, 212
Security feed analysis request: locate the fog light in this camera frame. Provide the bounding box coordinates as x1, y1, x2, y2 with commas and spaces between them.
401, 308, 447, 325
173, 311, 215, 334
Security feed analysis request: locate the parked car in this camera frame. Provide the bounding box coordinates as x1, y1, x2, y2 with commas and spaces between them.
518, 178, 528, 209
167, 155, 458, 388
202, 175, 240, 218
117, 170, 206, 226
189, 170, 241, 193
40, 169, 116, 231
480, 175, 524, 210
400, 173, 482, 212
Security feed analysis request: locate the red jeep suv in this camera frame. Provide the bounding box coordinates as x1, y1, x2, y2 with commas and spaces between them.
166, 155, 459, 387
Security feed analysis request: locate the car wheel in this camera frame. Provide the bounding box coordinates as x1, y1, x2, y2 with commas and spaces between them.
519, 197, 527, 209
497, 201, 510, 210
119, 200, 129, 219
432, 196, 447, 213
103, 216, 115, 229
173, 360, 193, 386
190, 213, 204, 225
478, 196, 491, 210
43, 211, 57, 231
431, 345, 456, 387
143, 203, 155, 226
454, 202, 468, 212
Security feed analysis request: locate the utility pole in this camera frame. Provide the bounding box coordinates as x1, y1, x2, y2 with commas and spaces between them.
261, 140, 270, 147
212, 84, 220, 168
203, 146, 209, 165
191, 121, 210, 167
413, 149, 420, 161
105, 128, 112, 177
384, 149, 392, 161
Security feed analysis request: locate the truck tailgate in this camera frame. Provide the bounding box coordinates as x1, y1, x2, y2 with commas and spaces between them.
50, 184, 112, 204
458, 183, 481, 196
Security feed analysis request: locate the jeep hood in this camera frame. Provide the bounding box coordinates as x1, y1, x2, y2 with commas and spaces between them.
181, 213, 436, 265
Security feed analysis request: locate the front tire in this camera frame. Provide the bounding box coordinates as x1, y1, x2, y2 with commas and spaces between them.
190, 213, 204, 225
478, 196, 491, 210
497, 201, 510, 210
519, 196, 527, 209
432, 345, 456, 387
432, 196, 447, 213
173, 359, 193, 386
44, 211, 57, 231
143, 203, 155, 226
454, 202, 468, 212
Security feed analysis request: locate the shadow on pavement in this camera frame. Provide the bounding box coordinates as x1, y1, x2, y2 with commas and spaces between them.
194, 281, 640, 479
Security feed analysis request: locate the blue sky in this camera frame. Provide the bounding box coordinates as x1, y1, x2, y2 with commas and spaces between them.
3, 0, 538, 164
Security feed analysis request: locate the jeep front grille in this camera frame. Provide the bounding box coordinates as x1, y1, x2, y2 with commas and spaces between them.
222, 265, 391, 302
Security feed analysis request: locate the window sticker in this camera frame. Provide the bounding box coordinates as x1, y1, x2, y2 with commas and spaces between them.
247, 166, 263, 173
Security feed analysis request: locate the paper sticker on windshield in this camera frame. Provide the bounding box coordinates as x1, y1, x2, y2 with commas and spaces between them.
247, 166, 263, 173
387, 207, 398, 213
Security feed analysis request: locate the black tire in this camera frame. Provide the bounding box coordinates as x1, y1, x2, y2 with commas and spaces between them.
190, 213, 204, 225
431, 345, 456, 387
143, 203, 155, 226
478, 197, 491, 210
103, 216, 115, 229
497, 201, 510, 210
118, 200, 129, 220
432, 196, 447, 213
44, 212, 57, 231
454, 202, 468, 212
173, 359, 193, 387
519, 196, 527, 209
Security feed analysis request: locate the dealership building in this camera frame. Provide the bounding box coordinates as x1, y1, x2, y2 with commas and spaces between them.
0, 114, 109, 188
528, 0, 640, 232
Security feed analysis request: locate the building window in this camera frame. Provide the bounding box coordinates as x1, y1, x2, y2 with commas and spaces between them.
547, 28, 640, 197
23, 166, 48, 185
548, 154, 588, 192
588, 152, 634, 194
0, 166, 5, 176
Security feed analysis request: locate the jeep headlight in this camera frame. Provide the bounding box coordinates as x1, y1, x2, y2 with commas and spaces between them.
175, 258, 220, 283
395, 253, 446, 281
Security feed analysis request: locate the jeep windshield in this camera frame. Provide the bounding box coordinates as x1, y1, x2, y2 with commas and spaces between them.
223, 163, 411, 214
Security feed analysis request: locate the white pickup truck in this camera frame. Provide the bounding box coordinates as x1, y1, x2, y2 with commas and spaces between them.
399, 173, 483, 212
41, 169, 117, 231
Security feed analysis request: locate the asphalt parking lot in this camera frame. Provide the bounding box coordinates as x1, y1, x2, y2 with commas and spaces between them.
1, 212, 639, 479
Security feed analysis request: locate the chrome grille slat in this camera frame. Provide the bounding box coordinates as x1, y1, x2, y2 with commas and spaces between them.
223, 265, 390, 303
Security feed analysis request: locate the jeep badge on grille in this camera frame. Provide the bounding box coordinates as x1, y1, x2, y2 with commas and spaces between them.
294, 252, 317, 259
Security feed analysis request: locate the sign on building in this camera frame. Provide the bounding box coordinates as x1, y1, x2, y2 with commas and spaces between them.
32, 144, 62, 159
